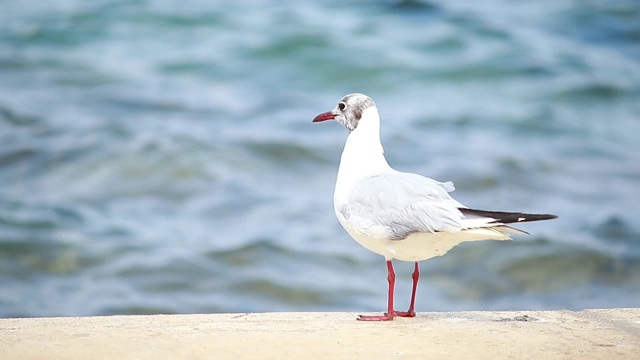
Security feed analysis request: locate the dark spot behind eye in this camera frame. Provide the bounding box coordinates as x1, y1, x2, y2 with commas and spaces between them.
338, 102, 346, 111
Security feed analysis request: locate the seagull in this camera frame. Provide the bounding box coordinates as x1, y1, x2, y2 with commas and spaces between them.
312, 93, 557, 321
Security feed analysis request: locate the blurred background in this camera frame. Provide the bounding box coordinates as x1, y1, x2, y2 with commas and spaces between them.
1, 0, 639, 318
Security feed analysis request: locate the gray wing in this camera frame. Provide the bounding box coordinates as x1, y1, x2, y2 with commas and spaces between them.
339, 171, 466, 240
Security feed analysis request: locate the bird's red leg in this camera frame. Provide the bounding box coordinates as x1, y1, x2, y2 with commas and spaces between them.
358, 260, 396, 321
395, 261, 418, 317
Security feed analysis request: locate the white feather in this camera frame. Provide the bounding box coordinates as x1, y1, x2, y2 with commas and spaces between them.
324, 94, 538, 262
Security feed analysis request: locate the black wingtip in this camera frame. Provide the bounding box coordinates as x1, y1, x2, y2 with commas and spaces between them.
460, 208, 557, 224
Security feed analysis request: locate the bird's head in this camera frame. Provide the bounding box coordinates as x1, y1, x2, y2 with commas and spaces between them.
312, 93, 376, 132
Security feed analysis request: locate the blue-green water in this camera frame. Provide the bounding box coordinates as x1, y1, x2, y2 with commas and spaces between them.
1, 0, 639, 317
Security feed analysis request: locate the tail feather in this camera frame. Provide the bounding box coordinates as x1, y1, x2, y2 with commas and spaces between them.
460, 208, 557, 224
495, 225, 529, 235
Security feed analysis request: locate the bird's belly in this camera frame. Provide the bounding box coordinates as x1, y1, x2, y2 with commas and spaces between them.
384, 232, 504, 261
337, 212, 510, 261
348, 231, 469, 261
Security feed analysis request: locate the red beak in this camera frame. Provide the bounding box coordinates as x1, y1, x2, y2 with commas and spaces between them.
312, 111, 336, 123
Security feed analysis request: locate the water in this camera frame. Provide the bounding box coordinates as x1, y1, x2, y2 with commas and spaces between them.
1, 0, 639, 317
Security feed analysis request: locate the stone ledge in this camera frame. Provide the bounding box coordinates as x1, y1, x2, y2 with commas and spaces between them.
1, 309, 639, 359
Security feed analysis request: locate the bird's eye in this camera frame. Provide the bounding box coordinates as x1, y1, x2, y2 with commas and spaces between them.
338, 102, 346, 111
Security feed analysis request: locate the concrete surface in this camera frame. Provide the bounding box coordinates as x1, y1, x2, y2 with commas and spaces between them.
1, 309, 639, 359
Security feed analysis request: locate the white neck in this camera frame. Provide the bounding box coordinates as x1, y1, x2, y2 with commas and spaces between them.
334, 107, 391, 204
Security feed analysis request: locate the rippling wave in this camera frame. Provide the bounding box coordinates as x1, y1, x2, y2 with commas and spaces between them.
1, 0, 639, 317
